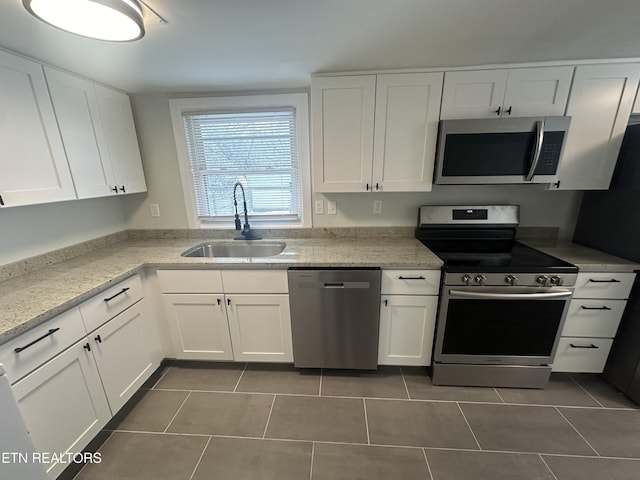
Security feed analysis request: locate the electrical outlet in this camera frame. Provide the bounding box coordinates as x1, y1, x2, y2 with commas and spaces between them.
327, 200, 337, 215
149, 203, 160, 217
314, 200, 324, 215
373, 200, 383, 214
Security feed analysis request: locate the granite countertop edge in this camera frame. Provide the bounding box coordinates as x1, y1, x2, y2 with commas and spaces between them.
0, 237, 443, 345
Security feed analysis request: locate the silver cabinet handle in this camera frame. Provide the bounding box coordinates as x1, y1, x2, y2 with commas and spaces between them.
526, 119, 544, 182
449, 289, 573, 300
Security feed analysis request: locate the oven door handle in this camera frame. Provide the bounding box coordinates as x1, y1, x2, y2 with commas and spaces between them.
449, 289, 573, 300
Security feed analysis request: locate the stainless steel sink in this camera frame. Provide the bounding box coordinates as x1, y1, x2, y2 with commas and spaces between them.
181, 241, 286, 258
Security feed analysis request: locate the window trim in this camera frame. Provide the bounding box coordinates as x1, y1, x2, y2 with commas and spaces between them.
169, 93, 311, 229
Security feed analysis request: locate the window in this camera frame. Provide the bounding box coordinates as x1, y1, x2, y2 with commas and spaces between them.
169, 93, 311, 228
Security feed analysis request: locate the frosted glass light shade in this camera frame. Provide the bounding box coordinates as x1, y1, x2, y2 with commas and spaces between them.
23, 0, 145, 41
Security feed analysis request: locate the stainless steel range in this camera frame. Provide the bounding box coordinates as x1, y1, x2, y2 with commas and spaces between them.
415, 205, 578, 388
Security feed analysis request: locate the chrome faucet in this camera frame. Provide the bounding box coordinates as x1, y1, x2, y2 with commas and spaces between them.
233, 182, 262, 240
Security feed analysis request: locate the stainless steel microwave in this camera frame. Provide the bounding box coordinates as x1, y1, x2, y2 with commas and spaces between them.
434, 116, 571, 185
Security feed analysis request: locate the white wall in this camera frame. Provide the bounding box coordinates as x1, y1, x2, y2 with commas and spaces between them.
0, 196, 127, 266
126, 93, 583, 240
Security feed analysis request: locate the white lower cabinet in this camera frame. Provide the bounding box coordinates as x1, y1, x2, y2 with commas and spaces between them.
226, 294, 293, 362
553, 271, 635, 373
90, 299, 156, 413
162, 294, 234, 361
378, 295, 438, 366
378, 269, 441, 366
158, 270, 293, 363
12, 339, 111, 480
5, 274, 160, 480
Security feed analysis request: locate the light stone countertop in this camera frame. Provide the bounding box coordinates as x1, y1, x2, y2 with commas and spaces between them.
523, 240, 640, 273
0, 237, 442, 345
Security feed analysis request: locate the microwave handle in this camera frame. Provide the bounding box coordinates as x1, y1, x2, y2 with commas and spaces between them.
525, 119, 545, 182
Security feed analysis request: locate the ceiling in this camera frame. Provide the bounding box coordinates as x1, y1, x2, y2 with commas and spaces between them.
1, 0, 640, 94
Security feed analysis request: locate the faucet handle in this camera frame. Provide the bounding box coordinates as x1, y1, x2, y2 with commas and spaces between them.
234, 215, 242, 230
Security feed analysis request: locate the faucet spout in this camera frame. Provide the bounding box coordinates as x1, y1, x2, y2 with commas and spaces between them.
233, 182, 262, 240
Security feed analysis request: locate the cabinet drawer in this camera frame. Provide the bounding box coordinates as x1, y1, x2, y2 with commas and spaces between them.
561, 299, 626, 338
222, 270, 288, 293
574, 272, 635, 299
381, 270, 440, 295
0, 307, 86, 384
552, 337, 613, 373
79, 274, 143, 332
157, 269, 223, 293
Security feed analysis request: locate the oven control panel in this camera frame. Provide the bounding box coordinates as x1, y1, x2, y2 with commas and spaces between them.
448, 272, 577, 287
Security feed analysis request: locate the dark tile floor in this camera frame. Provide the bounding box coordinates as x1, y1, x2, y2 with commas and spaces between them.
73, 363, 640, 480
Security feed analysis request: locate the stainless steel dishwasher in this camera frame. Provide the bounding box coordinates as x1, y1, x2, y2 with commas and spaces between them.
288, 268, 381, 370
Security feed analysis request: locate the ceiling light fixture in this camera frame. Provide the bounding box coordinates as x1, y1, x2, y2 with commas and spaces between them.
23, 0, 145, 42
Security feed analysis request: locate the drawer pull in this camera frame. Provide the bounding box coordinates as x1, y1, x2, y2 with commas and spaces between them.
580, 305, 612, 310
588, 278, 621, 283
14, 328, 60, 353
104, 287, 130, 302
569, 343, 599, 349
398, 276, 426, 280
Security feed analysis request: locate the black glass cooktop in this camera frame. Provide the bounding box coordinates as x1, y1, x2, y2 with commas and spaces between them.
423, 241, 578, 274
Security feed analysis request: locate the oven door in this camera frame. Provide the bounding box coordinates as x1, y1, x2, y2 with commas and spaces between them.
433, 286, 573, 365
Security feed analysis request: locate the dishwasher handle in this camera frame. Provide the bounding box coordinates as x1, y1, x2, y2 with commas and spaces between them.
323, 281, 371, 289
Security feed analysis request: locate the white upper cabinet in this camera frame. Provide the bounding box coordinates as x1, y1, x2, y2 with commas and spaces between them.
312, 73, 443, 192
94, 85, 147, 194
0, 50, 76, 207
372, 73, 444, 192
552, 63, 640, 190
440, 66, 574, 119
312, 75, 376, 192
46, 68, 146, 197
45, 67, 114, 198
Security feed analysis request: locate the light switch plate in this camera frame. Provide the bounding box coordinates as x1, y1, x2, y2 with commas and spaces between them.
314, 200, 324, 215
327, 200, 337, 215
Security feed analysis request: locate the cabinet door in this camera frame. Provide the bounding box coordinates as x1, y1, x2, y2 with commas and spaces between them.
502, 66, 573, 117
90, 300, 156, 413
163, 294, 234, 361
95, 85, 147, 194
378, 295, 438, 366
372, 73, 443, 192
440, 70, 508, 119
553, 63, 640, 190
0, 50, 76, 207
226, 294, 293, 362
12, 340, 111, 480
45, 67, 115, 199
311, 75, 376, 192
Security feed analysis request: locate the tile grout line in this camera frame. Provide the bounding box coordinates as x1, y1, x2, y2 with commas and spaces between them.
151, 366, 172, 389
233, 363, 248, 392
456, 402, 482, 451
262, 394, 277, 439
493, 387, 506, 404
362, 398, 371, 445
309, 442, 315, 480
567, 374, 606, 408
538, 454, 560, 480
553, 406, 601, 457
188, 435, 212, 480
422, 448, 435, 480
164, 391, 192, 433
399, 367, 412, 399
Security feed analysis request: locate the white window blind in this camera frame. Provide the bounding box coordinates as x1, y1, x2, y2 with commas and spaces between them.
182, 108, 302, 224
